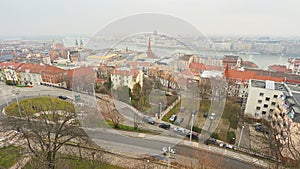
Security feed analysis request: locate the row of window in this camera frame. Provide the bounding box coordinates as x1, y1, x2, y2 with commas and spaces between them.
257, 99, 276, 105
112, 78, 129, 84
256, 106, 274, 112
259, 93, 278, 99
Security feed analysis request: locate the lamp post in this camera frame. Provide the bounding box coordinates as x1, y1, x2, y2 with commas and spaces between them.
190, 110, 197, 142
162, 146, 175, 169
15, 93, 21, 116
158, 102, 162, 119
4, 91, 8, 106
238, 125, 245, 148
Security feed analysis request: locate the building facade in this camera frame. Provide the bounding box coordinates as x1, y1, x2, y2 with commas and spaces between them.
244, 80, 286, 119
111, 67, 143, 90
17, 63, 46, 86
286, 58, 300, 75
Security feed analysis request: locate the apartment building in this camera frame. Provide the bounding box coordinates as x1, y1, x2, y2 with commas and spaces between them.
244, 80, 286, 119
111, 67, 143, 90
286, 58, 300, 75
17, 63, 46, 86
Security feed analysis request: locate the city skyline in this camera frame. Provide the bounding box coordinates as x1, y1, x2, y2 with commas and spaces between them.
1, 0, 300, 37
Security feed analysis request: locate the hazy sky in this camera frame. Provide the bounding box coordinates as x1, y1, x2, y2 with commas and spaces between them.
1, 0, 300, 37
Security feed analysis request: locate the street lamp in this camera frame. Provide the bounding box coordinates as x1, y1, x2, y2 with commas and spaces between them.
15, 93, 19, 105
238, 125, 245, 148
190, 110, 197, 142
158, 102, 162, 119
162, 146, 175, 169
4, 91, 8, 106
15, 93, 21, 116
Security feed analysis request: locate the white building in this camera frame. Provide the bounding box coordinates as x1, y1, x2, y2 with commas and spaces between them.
111, 67, 143, 90
3, 68, 18, 84
244, 79, 287, 119
286, 58, 300, 75
17, 63, 46, 86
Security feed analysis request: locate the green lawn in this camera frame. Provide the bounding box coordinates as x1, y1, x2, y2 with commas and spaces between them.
162, 102, 181, 122
5, 97, 75, 117
23, 154, 125, 169
106, 120, 157, 134
0, 146, 24, 169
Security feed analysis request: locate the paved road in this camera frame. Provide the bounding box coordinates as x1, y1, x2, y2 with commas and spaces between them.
0, 83, 267, 168
86, 129, 265, 169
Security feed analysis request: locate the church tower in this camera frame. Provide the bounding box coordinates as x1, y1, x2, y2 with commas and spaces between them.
146, 36, 156, 58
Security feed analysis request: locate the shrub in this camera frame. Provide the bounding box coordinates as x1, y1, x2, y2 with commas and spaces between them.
227, 131, 236, 144
210, 132, 219, 139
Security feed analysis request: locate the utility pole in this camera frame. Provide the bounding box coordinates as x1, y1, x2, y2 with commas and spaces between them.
162, 146, 175, 169
190, 114, 195, 142
238, 125, 245, 147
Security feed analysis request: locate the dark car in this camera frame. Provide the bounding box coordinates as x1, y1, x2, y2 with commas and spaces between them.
255, 125, 269, 134
203, 112, 209, 118
186, 131, 199, 140
58, 95, 68, 100
159, 123, 171, 130
174, 117, 184, 125
204, 138, 217, 145
143, 116, 155, 125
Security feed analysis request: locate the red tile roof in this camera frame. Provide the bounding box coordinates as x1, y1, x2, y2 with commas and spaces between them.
189, 62, 206, 71
112, 69, 140, 78
0, 62, 23, 70
95, 78, 106, 84
243, 61, 259, 69
205, 65, 223, 71
269, 65, 292, 73
17, 63, 46, 74
128, 62, 151, 67
41, 65, 65, 75
224, 65, 300, 83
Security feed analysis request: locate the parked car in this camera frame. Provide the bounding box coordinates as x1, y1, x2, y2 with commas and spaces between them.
173, 127, 186, 136
58, 95, 68, 100
203, 112, 209, 118
204, 138, 217, 145
253, 122, 262, 127
143, 116, 155, 125
255, 125, 269, 134
225, 144, 233, 149
169, 115, 177, 122
209, 115, 215, 120
159, 123, 171, 130
174, 117, 184, 125
186, 131, 199, 140
219, 143, 234, 149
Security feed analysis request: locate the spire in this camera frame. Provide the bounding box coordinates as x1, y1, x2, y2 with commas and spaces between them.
147, 36, 152, 52
80, 38, 83, 47
224, 64, 229, 78
75, 39, 78, 46
146, 36, 156, 58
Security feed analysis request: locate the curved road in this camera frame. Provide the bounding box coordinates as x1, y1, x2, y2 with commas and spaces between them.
0, 83, 267, 168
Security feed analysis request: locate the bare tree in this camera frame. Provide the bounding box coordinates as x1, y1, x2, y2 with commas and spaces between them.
5, 97, 87, 169
133, 111, 141, 129
101, 103, 121, 128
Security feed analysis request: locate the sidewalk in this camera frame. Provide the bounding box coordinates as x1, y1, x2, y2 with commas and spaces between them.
87, 127, 269, 168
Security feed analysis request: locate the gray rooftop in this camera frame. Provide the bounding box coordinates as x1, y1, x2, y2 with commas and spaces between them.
292, 92, 300, 105
251, 79, 287, 92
